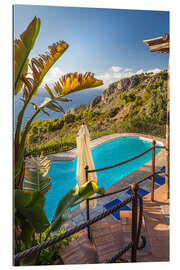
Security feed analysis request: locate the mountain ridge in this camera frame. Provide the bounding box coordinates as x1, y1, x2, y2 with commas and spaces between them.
67, 70, 168, 121
25, 70, 168, 156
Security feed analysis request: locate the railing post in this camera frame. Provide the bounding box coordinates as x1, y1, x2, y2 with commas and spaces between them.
131, 183, 138, 262
85, 165, 91, 240
86, 199, 91, 240
151, 140, 156, 201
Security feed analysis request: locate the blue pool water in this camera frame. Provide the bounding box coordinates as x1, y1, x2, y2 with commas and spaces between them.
44, 136, 162, 221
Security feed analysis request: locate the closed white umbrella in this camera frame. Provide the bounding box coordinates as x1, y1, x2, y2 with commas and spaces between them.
76, 123, 97, 210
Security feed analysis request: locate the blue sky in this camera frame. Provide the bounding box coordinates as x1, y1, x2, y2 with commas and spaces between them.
14, 5, 169, 88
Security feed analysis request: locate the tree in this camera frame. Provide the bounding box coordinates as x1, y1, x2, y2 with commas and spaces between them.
14, 17, 104, 265
14, 16, 103, 190
15, 155, 104, 265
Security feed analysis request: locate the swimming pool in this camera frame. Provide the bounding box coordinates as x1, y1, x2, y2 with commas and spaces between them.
44, 136, 162, 221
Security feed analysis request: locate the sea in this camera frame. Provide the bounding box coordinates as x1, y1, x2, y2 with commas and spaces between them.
14, 88, 104, 130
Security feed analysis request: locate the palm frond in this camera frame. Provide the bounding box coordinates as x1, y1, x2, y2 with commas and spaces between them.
24, 155, 51, 195
45, 72, 103, 97
14, 16, 40, 95
22, 41, 69, 100
38, 97, 65, 114
58, 72, 103, 96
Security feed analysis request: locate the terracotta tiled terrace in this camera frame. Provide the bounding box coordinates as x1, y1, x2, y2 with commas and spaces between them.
57, 145, 169, 264
59, 185, 169, 264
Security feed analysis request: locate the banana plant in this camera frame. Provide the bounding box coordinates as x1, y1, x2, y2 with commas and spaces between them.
15, 155, 105, 265
49, 180, 105, 237
24, 154, 51, 195
14, 16, 103, 189
14, 17, 104, 264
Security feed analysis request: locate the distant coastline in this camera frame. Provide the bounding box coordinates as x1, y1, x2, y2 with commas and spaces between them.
14, 88, 104, 129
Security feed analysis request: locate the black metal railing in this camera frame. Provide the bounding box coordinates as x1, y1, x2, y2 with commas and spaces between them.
85, 140, 165, 243
14, 182, 145, 265
14, 140, 165, 265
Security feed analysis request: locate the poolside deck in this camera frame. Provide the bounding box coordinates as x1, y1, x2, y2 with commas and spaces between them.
59, 180, 169, 264
57, 147, 169, 264
61, 147, 166, 228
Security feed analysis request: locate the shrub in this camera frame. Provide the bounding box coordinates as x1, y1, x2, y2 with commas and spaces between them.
118, 92, 126, 105
144, 80, 167, 122
49, 119, 64, 131
109, 107, 120, 118
65, 114, 75, 123
118, 92, 136, 105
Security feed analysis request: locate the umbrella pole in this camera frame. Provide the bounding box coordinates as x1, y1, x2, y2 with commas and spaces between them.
85, 165, 91, 240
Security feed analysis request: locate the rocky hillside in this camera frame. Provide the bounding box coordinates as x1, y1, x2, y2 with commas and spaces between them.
67, 71, 168, 119
26, 70, 168, 156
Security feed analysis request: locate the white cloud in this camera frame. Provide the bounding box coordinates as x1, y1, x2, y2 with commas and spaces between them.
110, 66, 122, 72
145, 68, 162, 74
97, 67, 162, 89
41, 66, 64, 87
124, 68, 132, 72
135, 68, 161, 75
136, 69, 144, 74
39, 66, 162, 91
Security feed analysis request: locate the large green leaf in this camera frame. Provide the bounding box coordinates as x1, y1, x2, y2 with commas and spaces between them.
50, 181, 105, 235
15, 93, 68, 187
24, 155, 51, 195
20, 218, 35, 248
22, 40, 69, 100
14, 16, 40, 95
20, 253, 39, 266
38, 97, 65, 114
15, 59, 29, 95
14, 41, 69, 188
15, 190, 50, 233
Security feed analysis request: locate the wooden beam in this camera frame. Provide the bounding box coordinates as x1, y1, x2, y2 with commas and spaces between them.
148, 42, 169, 53
144, 37, 166, 46
143, 33, 170, 200
143, 34, 169, 53
144, 34, 169, 46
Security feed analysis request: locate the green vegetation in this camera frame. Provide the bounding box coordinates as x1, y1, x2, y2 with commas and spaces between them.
108, 107, 120, 118
118, 92, 136, 104
24, 71, 168, 157
14, 16, 103, 189
14, 17, 103, 265
15, 155, 104, 265
33, 227, 80, 265
142, 80, 167, 122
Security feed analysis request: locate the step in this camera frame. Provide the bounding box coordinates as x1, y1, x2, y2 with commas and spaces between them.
90, 211, 133, 262
59, 181, 168, 264
59, 231, 98, 264
141, 189, 169, 262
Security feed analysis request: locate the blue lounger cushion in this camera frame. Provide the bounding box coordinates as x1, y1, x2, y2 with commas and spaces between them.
127, 187, 149, 197
160, 166, 165, 172
154, 174, 165, 185
104, 198, 130, 220
147, 174, 165, 186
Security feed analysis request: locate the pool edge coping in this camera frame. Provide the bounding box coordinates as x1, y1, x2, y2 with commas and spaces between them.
47, 133, 165, 162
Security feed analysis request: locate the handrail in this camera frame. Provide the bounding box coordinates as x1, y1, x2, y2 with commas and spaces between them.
15, 184, 146, 265
88, 147, 153, 173
14, 196, 133, 265
107, 185, 146, 263
88, 145, 164, 174
85, 140, 165, 241
156, 145, 165, 149
87, 170, 165, 201
15, 141, 165, 265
